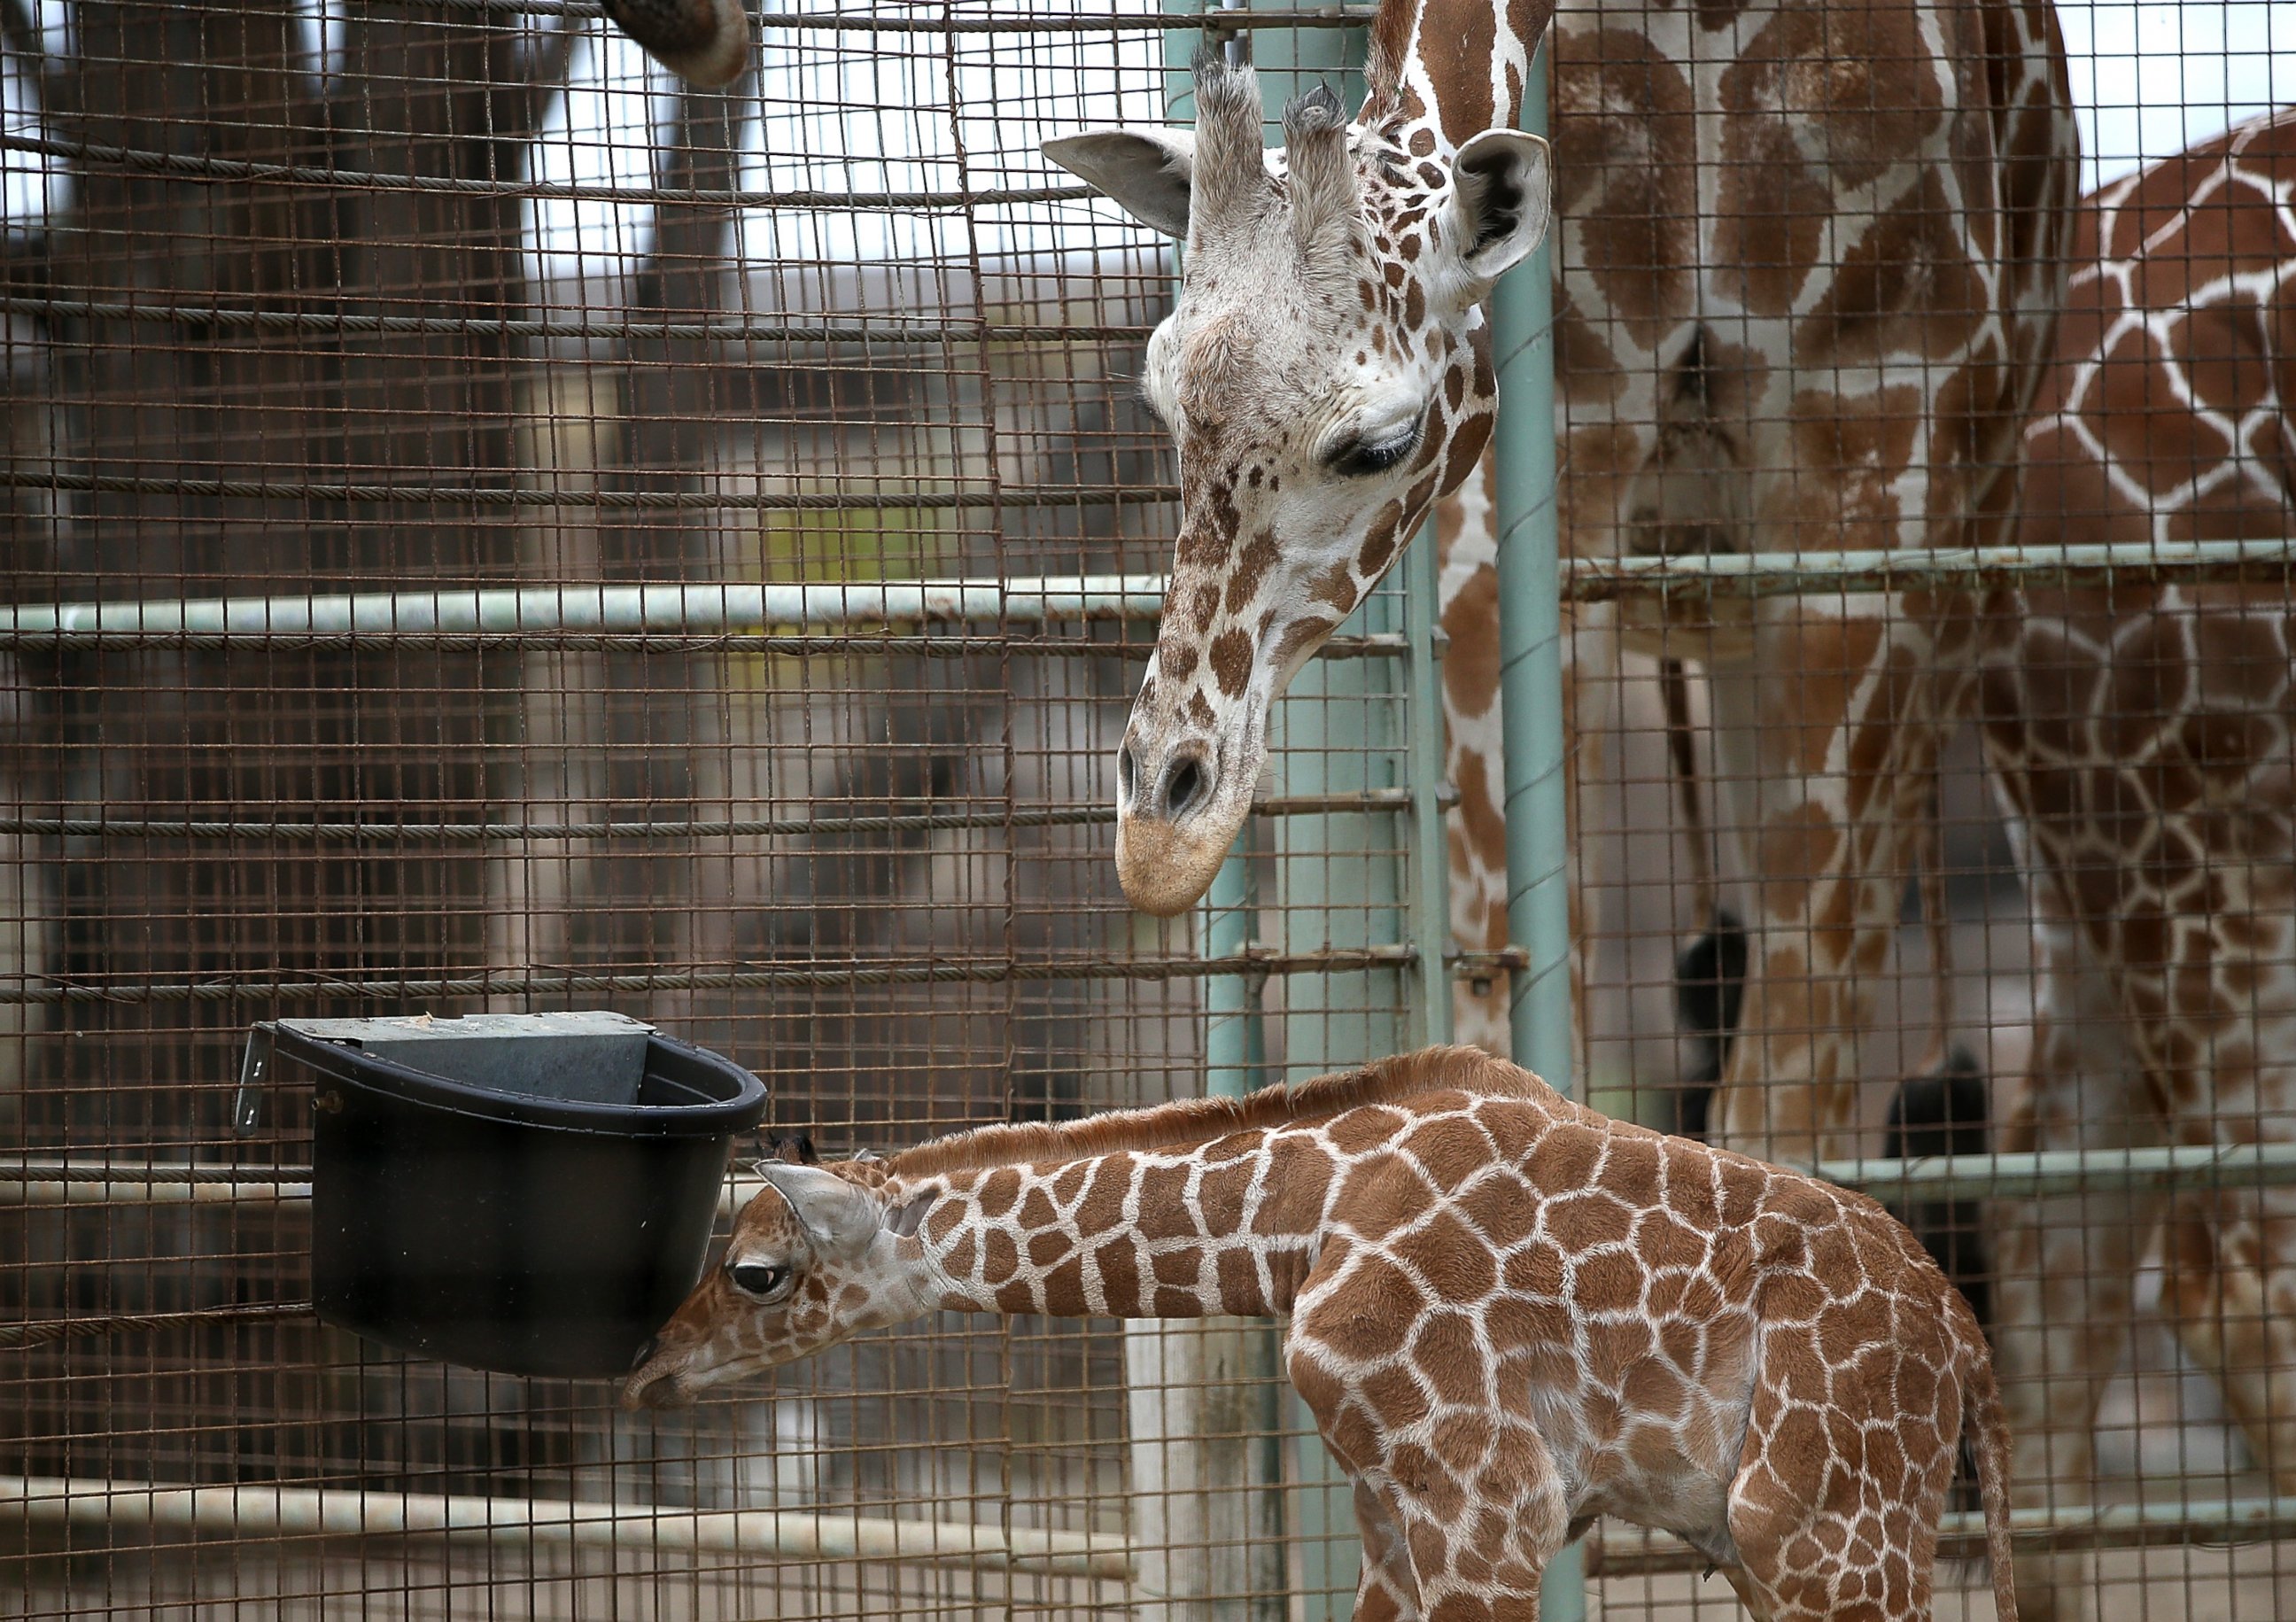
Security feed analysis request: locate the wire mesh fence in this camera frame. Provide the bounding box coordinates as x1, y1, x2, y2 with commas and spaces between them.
0, 1, 2292, 1620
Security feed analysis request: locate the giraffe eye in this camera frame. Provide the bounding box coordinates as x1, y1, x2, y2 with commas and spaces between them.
728, 1263, 793, 1300
1325, 423, 1420, 478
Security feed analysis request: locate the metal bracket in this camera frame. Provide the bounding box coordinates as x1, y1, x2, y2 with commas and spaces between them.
233, 1023, 276, 1137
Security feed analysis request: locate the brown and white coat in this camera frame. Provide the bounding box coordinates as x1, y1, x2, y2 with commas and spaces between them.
627, 1046, 2019, 1622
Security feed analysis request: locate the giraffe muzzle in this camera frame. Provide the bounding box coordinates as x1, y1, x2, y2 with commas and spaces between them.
1114, 733, 1260, 916
619, 1344, 699, 1410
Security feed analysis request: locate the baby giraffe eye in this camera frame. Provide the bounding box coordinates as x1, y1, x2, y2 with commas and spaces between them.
728, 1262, 791, 1300
1324, 423, 1421, 478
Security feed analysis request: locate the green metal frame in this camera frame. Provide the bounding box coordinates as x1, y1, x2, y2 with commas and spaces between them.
1488, 43, 1585, 1622
1154, 10, 1562, 1618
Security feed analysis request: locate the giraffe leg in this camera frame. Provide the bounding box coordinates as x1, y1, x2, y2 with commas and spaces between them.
2147, 907, 2296, 1489
1726, 1312, 1960, 1621
2160, 1180, 2296, 1491
1990, 925, 2160, 1622
1287, 1338, 1570, 1621
1375, 1448, 1571, 1622
1346, 1475, 1423, 1622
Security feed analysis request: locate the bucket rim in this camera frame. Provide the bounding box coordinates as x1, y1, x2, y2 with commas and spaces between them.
271, 1022, 769, 1139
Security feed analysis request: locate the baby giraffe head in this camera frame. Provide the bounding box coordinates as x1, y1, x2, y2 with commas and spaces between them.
1044, 55, 1550, 915
620, 1164, 933, 1409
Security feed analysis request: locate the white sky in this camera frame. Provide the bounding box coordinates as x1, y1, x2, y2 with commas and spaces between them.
5, 3, 2296, 268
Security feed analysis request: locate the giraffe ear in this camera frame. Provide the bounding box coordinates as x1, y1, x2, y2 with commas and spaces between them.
759, 1165, 882, 1261
1042, 128, 1197, 239
1448, 129, 1553, 292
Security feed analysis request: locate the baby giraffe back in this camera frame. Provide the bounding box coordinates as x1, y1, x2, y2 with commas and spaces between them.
1277, 1083, 2008, 1622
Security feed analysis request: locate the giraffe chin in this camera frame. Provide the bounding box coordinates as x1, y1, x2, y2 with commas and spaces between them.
1114, 808, 1244, 918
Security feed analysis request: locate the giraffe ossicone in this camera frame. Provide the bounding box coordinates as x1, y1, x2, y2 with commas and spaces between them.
1044, 57, 1553, 916
626, 1045, 2017, 1622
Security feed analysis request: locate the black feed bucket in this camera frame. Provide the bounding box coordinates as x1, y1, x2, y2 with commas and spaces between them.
252, 1013, 768, 1379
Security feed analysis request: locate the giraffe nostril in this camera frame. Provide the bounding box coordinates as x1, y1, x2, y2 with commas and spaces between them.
1164, 756, 1206, 820
629, 1334, 661, 1371
1118, 743, 1138, 806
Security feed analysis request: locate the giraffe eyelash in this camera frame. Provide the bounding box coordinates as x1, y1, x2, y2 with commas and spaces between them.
1323, 422, 1420, 478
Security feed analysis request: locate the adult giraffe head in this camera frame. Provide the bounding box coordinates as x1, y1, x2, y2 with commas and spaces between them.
1044, 4, 1553, 916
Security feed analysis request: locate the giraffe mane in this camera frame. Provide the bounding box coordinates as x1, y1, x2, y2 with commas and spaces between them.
882, 1044, 1555, 1179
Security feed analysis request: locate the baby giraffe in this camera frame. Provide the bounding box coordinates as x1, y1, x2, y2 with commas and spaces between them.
624, 1046, 2015, 1622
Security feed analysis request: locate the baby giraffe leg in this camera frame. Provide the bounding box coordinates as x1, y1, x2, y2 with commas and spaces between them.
1347, 1476, 1421, 1622
1289, 1341, 1571, 1622
1354, 1435, 1571, 1622
1725, 1334, 1958, 1621
1727, 1469, 1944, 1622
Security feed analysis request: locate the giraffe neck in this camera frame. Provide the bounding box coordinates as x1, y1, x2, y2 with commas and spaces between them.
1363, 0, 1544, 152
898, 1137, 1330, 1321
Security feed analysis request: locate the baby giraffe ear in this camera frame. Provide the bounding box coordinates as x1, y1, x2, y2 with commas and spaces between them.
760, 1165, 882, 1261
1042, 128, 1197, 239
1448, 129, 1553, 291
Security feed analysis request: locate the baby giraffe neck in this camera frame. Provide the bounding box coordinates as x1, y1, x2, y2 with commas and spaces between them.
904, 1138, 1328, 1321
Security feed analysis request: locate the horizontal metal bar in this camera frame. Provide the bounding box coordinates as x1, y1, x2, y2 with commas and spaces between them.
0, 629, 1393, 658
0, 586, 1438, 661
0, 579, 1168, 638
407, 0, 1373, 29
0, 790, 1418, 843
1588, 1495, 2296, 1575
0, 1301, 312, 1349
0, 1161, 306, 1185
0, 812, 1120, 843
0, 946, 1419, 1005
1563, 539, 2292, 601
1810, 1142, 2296, 1201
3, 1474, 1134, 1580
0, 134, 1093, 212
0, 470, 1174, 511
3, 1164, 739, 1214
15, 539, 2273, 653
0, 1170, 311, 1207
0, 295, 1145, 346
63, 1128, 2283, 1207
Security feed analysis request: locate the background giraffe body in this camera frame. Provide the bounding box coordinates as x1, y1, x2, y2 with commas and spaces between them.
628, 1047, 2016, 1621
1987, 109, 2296, 1620
1036, 0, 2080, 1181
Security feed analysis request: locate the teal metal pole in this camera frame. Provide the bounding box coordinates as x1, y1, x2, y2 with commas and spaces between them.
1166, 11, 1368, 1618
1232, 25, 1381, 1620
1493, 43, 1573, 1105
1490, 43, 1585, 1622
1403, 514, 1455, 1049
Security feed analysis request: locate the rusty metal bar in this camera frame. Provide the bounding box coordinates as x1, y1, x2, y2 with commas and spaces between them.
0, 788, 1442, 843
1562, 539, 2293, 599
396, 1, 1376, 27
0, 472, 1172, 510
1587, 1496, 2296, 1574
0, 134, 1094, 210
0, 946, 1423, 1005
0, 295, 1146, 344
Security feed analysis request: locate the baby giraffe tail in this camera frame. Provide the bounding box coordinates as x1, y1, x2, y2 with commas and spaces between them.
1963, 1342, 2019, 1622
